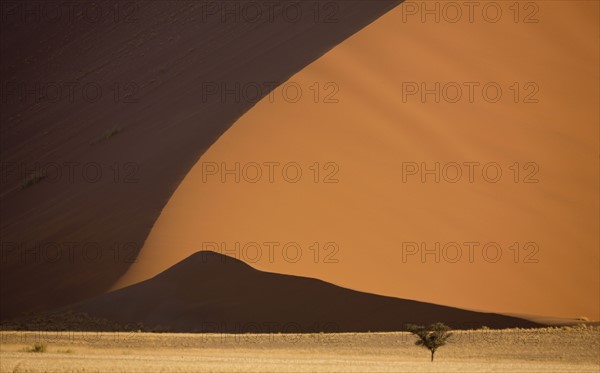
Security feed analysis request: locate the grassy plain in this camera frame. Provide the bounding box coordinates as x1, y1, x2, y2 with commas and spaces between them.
1, 327, 598, 372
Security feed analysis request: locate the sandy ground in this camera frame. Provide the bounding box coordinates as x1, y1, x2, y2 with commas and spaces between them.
1, 327, 598, 372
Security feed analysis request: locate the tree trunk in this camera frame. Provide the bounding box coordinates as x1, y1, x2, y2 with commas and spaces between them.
431, 350, 434, 362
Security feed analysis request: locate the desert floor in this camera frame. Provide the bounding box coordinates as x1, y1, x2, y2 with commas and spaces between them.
1, 327, 598, 372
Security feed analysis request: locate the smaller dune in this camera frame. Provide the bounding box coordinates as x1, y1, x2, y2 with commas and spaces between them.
56, 251, 539, 332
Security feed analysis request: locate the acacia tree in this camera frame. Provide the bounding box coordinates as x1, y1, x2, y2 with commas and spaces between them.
406, 322, 452, 362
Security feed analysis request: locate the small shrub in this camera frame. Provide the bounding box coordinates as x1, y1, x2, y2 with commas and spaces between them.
26, 342, 47, 353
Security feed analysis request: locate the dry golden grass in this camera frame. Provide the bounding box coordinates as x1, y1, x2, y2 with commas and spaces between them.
1, 327, 598, 372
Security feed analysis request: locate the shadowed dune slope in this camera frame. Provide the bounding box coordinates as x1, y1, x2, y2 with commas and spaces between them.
0, 0, 403, 319
66, 251, 539, 332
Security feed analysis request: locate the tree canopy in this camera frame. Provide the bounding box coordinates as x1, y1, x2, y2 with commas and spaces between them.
406, 322, 453, 361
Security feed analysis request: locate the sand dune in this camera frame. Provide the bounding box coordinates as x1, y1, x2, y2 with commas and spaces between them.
0, 0, 402, 319
118, 1, 600, 320
63, 251, 538, 332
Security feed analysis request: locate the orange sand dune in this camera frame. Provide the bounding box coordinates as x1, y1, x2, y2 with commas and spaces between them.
0, 0, 402, 319
118, 1, 600, 320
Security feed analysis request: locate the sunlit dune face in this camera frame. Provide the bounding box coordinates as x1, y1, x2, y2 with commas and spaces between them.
116, 2, 599, 320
